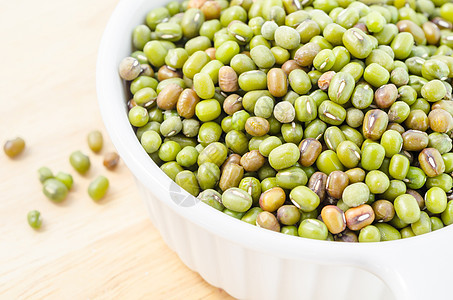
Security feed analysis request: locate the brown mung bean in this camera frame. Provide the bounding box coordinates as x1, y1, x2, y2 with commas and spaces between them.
321, 205, 346, 234
240, 150, 266, 172
267, 68, 288, 97
298, 138, 322, 167
345, 204, 375, 231
157, 83, 183, 110
219, 66, 239, 92
103, 152, 120, 170
259, 187, 286, 212
219, 163, 244, 191
177, 88, 200, 118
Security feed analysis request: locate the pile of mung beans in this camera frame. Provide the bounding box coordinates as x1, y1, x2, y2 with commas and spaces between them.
119, 0, 453, 242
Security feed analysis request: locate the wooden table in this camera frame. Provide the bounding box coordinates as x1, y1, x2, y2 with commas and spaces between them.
0, 1, 232, 298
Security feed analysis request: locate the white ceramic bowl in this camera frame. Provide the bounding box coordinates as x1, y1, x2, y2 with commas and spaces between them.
96, 1, 453, 299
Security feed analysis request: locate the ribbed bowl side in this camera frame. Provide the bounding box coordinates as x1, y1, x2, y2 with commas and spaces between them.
136, 179, 394, 300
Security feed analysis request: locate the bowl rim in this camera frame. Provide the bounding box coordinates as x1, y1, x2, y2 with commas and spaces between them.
96, 0, 453, 288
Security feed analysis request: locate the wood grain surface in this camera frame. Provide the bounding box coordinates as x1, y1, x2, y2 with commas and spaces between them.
0, 1, 232, 299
